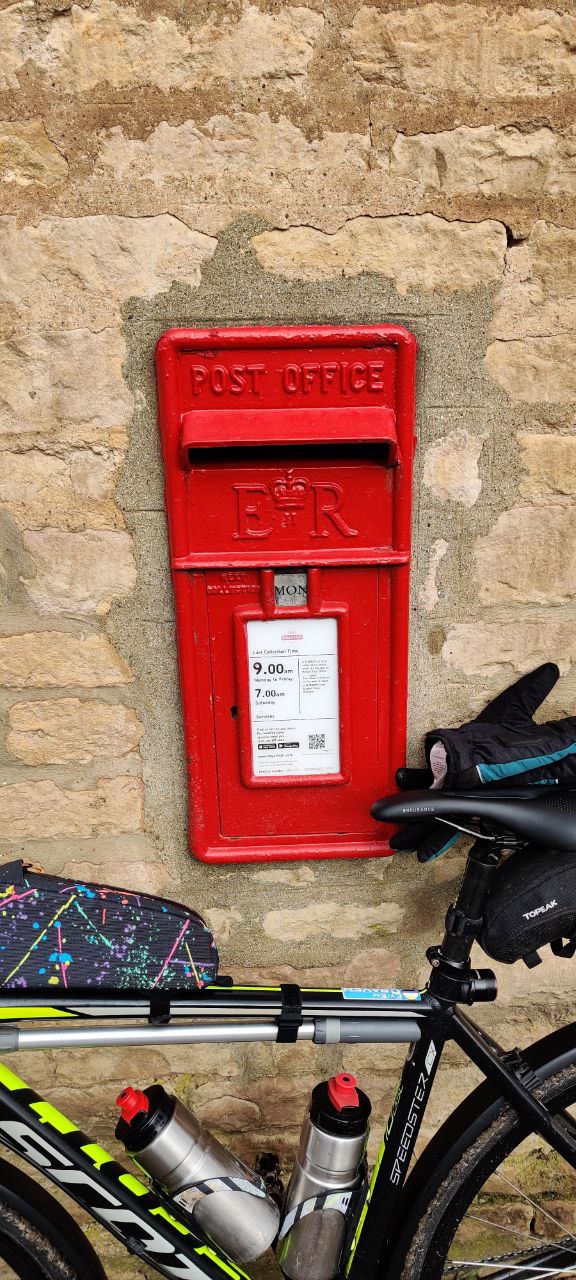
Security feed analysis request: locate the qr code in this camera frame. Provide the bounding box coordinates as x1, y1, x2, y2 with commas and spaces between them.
308, 733, 326, 750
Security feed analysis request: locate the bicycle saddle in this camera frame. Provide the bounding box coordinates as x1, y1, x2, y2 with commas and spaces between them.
372, 787, 576, 851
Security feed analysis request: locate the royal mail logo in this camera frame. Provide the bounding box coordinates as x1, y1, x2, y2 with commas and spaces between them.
233, 472, 358, 541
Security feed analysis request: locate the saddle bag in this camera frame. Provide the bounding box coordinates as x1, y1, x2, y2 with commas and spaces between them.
479, 846, 576, 967
0, 860, 218, 991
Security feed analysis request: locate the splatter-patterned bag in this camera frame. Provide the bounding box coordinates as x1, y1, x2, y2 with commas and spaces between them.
0, 860, 218, 992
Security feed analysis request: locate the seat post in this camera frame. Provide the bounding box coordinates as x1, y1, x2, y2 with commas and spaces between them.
426, 841, 501, 1004
440, 840, 501, 964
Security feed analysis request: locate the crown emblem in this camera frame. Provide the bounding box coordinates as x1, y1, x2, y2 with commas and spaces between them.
272, 469, 309, 511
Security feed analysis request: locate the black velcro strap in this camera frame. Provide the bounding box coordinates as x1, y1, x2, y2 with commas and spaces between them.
445, 905, 483, 940
276, 984, 303, 1043
551, 936, 576, 959
149, 993, 171, 1025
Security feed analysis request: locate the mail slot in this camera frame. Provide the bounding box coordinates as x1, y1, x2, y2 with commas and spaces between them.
155, 325, 416, 863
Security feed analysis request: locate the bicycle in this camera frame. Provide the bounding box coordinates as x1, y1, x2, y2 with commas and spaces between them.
0, 782, 575, 1280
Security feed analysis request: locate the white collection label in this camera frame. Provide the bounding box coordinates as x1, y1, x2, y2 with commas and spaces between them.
247, 617, 340, 778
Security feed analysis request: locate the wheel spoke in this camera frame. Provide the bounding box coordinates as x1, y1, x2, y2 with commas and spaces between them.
491, 1169, 576, 1254
464, 1213, 554, 1246
448, 1262, 576, 1276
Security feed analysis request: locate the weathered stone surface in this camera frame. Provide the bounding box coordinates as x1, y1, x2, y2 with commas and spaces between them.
491, 224, 576, 343
390, 125, 576, 200
487, 224, 576, 402
98, 114, 371, 234
475, 506, 576, 604
519, 433, 576, 499
198, 1095, 260, 1133
343, 947, 400, 987
253, 216, 506, 294
7, 697, 142, 764
60, 857, 167, 896
0, 216, 217, 335
21, 529, 136, 615
189, 5, 324, 84
443, 619, 576, 676
262, 900, 404, 942
347, 5, 576, 99
0, 776, 143, 841
0, 329, 132, 434
423, 431, 485, 506
0, 632, 132, 687
204, 907, 244, 943
0, 446, 121, 529
419, 539, 448, 613
0, 1, 323, 95
252, 865, 316, 886
485, 336, 576, 403
0, 118, 67, 186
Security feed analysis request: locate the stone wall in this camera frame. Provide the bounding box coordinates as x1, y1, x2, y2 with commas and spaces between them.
1, 1, 575, 1275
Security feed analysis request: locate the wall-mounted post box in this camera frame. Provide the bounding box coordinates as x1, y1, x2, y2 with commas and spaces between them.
155, 325, 416, 863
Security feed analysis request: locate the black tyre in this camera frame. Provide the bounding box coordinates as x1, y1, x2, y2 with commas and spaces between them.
0, 1199, 81, 1279
392, 1061, 576, 1279
0, 1157, 106, 1280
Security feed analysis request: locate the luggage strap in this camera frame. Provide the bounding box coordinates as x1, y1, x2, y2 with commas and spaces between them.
551, 935, 576, 959
276, 984, 303, 1043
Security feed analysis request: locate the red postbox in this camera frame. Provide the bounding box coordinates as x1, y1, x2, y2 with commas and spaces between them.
155, 325, 416, 863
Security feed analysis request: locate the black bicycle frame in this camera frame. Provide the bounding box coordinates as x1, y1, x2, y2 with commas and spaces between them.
0, 841, 575, 1280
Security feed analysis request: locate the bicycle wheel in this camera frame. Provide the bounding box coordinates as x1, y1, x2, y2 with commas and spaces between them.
392, 1060, 576, 1279
0, 1200, 81, 1279
0, 1157, 107, 1280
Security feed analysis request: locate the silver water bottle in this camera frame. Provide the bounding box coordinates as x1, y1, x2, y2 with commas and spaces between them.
115, 1085, 280, 1263
276, 1073, 371, 1280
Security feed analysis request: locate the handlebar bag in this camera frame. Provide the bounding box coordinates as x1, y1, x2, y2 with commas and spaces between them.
479, 845, 576, 967
0, 860, 218, 991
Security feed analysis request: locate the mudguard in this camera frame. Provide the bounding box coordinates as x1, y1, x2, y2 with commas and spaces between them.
0, 1153, 107, 1279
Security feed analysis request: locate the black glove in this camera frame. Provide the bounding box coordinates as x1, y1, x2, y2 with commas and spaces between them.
390, 664, 575, 862
389, 768, 461, 861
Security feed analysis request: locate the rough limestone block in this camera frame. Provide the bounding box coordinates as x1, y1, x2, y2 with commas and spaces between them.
0, 0, 323, 94
0, 776, 144, 841
390, 125, 576, 200
347, 5, 576, 100
423, 431, 486, 506
491, 223, 576, 343
0, 632, 132, 687
0, 215, 217, 334
519, 433, 576, 499
98, 114, 372, 235
0, 329, 132, 434
253, 215, 506, 293
443, 620, 576, 676
0, 118, 68, 186
475, 506, 576, 604
0, 446, 121, 530
7, 697, 143, 764
21, 529, 136, 616
60, 858, 167, 897
485, 335, 576, 403
262, 900, 404, 942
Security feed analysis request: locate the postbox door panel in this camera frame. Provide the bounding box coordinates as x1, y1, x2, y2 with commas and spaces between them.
205, 566, 390, 840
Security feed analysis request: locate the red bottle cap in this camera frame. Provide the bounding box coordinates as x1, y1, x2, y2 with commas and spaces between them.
116, 1086, 150, 1124
327, 1073, 360, 1112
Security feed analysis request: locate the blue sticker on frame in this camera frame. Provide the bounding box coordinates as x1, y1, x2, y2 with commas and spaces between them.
342, 988, 422, 1002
